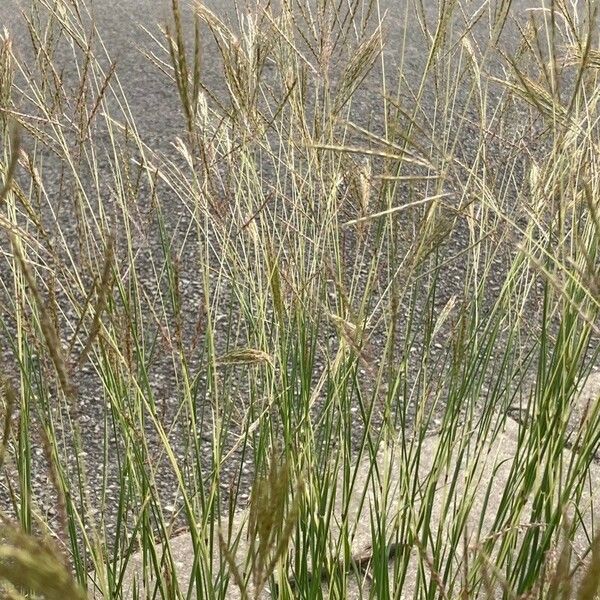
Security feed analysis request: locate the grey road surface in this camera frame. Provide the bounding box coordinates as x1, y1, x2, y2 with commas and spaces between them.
0, 0, 556, 147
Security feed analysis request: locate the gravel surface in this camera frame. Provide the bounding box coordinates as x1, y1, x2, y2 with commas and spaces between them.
0, 0, 591, 554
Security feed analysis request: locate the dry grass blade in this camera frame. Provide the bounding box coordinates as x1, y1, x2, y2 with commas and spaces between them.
566, 45, 600, 70
343, 192, 453, 227
332, 25, 382, 115
11, 236, 75, 399
576, 530, 600, 600
166, 0, 202, 134
83, 59, 117, 138
312, 142, 435, 170
218, 529, 250, 600
0, 28, 13, 121
249, 459, 288, 592
0, 519, 85, 600
414, 538, 449, 600
0, 379, 15, 472
501, 65, 569, 125
266, 243, 286, 326
216, 348, 274, 367
192, 0, 274, 126
547, 516, 574, 600
73, 236, 115, 368
0, 124, 20, 205
219, 449, 301, 599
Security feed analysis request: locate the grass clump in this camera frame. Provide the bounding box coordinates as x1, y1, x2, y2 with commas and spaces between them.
0, 0, 599, 598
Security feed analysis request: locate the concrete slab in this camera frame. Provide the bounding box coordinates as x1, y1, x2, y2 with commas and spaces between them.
89, 373, 600, 599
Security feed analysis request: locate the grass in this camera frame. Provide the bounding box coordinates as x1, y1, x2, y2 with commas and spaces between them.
0, 0, 599, 597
